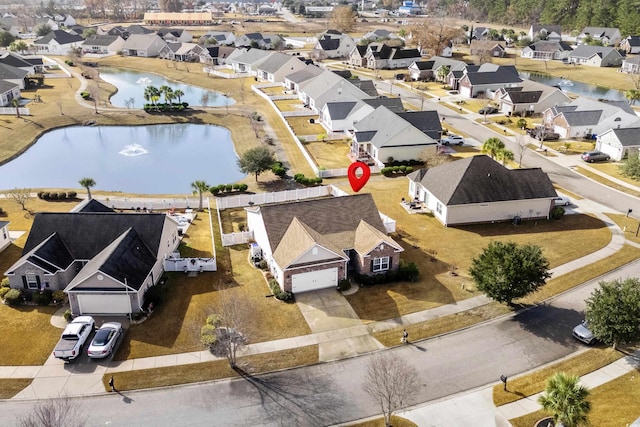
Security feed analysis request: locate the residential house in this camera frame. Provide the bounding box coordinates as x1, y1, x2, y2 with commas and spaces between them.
493, 80, 572, 115
255, 52, 307, 83
568, 45, 623, 67
121, 34, 167, 58
159, 42, 204, 62
54, 14, 76, 27
3, 200, 180, 316
226, 48, 272, 74
245, 194, 403, 293
66, 24, 87, 37
0, 52, 41, 75
321, 97, 404, 132
470, 27, 490, 40
528, 25, 562, 41
620, 36, 640, 54
0, 79, 20, 107
362, 43, 422, 70
397, 110, 443, 140
157, 28, 193, 43
469, 40, 506, 58
577, 27, 622, 46
596, 127, 640, 160
458, 64, 522, 98
407, 56, 467, 81
126, 24, 155, 37
351, 105, 438, 165
33, 30, 84, 55
349, 45, 368, 67
234, 33, 285, 50
0, 16, 20, 37
313, 31, 356, 59
398, 1, 422, 14
543, 97, 640, 139
283, 64, 324, 91
407, 155, 557, 226
0, 220, 10, 253
297, 69, 375, 113
199, 46, 237, 66
0, 62, 28, 89
144, 11, 216, 26
98, 25, 129, 39
34, 16, 59, 32
199, 31, 235, 46
521, 41, 573, 61
81, 35, 125, 56
622, 56, 640, 74
362, 29, 398, 42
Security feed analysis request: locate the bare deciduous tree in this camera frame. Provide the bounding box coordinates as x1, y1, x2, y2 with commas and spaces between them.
410, 18, 464, 57
4, 188, 32, 211
329, 5, 357, 33
514, 134, 527, 167
362, 353, 420, 427
17, 396, 87, 427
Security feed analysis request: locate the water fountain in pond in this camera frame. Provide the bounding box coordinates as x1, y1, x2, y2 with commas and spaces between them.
119, 144, 149, 157
136, 77, 152, 85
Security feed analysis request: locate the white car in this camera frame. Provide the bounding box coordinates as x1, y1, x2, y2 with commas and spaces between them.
440, 134, 465, 146
88, 322, 123, 359
572, 320, 595, 344
553, 196, 571, 207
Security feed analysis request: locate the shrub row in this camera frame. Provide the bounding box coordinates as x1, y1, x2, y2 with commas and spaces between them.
381, 166, 414, 176
210, 183, 248, 195
37, 191, 77, 200
293, 174, 323, 186
269, 279, 294, 302
272, 161, 288, 178
354, 261, 420, 287
143, 103, 188, 112
386, 159, 423, 167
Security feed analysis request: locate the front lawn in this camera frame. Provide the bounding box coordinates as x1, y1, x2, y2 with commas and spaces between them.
575, 166, 640, 198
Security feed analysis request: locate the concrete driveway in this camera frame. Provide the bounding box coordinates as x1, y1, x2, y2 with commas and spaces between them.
295, 289, 383, 361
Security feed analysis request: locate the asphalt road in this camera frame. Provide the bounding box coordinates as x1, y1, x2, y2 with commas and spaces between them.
4, 261, 638, 426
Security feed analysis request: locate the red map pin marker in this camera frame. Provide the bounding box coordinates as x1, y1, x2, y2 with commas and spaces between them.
348, 161, 371, 192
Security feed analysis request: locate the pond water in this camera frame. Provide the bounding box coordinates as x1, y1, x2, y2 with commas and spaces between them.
0, 124, 245, 194
99, 67, 235, 108
520, 72, 627, 102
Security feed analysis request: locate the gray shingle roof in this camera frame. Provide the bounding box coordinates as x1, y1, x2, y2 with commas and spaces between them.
362, 97, 404, 112
408, 155, 556, 205
397, 111, 442, 139
83, 34, 120, 46
464, 67, 522, 85
0, 52, 33, 68
610, 127, 640, 146
507, 90, 543, 104
285, 64, 324, 84
34, 29, 84, 45
562, 110, 603, 126
326, 101, 358, 119
0, 62, 28, 80
257, 52, 298, 73
569, 45, 619, 59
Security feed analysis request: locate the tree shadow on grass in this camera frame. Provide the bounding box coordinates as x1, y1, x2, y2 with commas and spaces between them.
455, 214, 606, 238
509, 303, 584, 346
231, 367, 345, 427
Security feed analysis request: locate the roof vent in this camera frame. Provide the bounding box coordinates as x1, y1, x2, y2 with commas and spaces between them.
487, 173, 491, 177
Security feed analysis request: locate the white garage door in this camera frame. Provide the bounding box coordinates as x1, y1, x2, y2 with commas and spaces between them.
291, 268, 338, 293
77, 293, 131, 315
460, 86, 472, 98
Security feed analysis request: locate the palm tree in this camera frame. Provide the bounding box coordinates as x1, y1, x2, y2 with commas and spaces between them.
174, 89, 184, 105
625, 89, 640, 105
159, 85, 171, 105
191, 180, 209, 210
538, 372, 591, 427
481, 137, 505, 159
496, 148, 514, 165
11, 98, 20, 118
144, 86, 160, 110
79, 177, 96, 200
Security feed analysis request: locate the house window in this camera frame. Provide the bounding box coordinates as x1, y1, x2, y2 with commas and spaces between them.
2, 228, 6, 239
372, 256, 390, 272
25, 273, 39, 290
436, 202, 443, 214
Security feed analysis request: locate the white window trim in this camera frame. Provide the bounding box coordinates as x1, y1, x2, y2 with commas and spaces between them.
373, 256, 390, 273
25, 273, 39, 290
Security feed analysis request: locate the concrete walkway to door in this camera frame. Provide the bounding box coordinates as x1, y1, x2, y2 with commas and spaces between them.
295, 289, 384, 361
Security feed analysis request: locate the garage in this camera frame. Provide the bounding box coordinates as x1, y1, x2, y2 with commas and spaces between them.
291, 268, 338, 293
460, 85, 472, 98
76, 293, 132, 315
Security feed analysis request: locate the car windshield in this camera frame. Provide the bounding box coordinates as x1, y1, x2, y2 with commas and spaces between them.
93, 329, 112, 345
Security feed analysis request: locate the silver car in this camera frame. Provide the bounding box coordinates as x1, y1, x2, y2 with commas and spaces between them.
572, 320, 595, 344
88, 322, 123, 359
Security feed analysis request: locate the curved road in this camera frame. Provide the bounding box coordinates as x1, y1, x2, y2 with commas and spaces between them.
3, 261, 639, 426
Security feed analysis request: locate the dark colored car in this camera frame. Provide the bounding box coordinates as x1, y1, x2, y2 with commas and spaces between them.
478, 106, 498, 114
526, 127, 560, 141
581, 150, 610, 163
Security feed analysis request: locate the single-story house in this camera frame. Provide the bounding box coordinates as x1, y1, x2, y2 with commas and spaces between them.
199, 31, 236, 46
407, 56, 466, 81
521, 41, 573, 61
226, 48, 272, 74
297, 69, 374, 113
159, 42, 204, 62
321, 97, 403, 133
0, 220, 10, 253
493, 79, 572, 115
255, 52, 308, 83
528, 25, 562, 42
81, 34, 125, 56
313, 31, 356, 59
3, 199, 180, 316
469, 40, 506, 58
596, 127, 640, 161
246, 194, 403, 293
362, 29, 398, 42
157, 28, 193, 43
0, 52, 41, 75
121, 34, 167, 58
349, 45, 368, 67
234, 33, 285, 50
568, 45, 623, 67
199, 46, 237, 66
0, 79, 21, 107
33, 30, 84, 55
543, 97, 640, 139
577, 27, 622, 46
622, 56, 640, 74
407, 155, 557, 226
458, 64, 522, 98
351, 105, 438, 165
0, 62, 28, 90
620, 36, 640, 54
471, 27, 490, 40
283, 64, 324, 91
